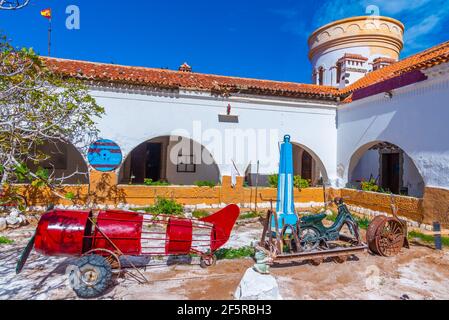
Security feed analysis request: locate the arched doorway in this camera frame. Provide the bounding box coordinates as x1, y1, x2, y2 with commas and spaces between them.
292, 143, 328, 186
26, 140, 89, 184
348, 141, 425, 197
119, 136, 221, 185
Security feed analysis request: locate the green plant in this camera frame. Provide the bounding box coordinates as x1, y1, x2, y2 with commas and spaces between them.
0, 236, 13, 245
267, 174, 278, 188
268, 174, 310, 189
239, 211, 261, 220
294, 176, 310, 189
192, 210, 209, 219
361, 178, 380, 192
144, 178, 170, 186
135, 197, 183, 216
215, 246, 255, 260
65, 192, 76, 201
409, 231, 449, 247
194, 180, 216, 188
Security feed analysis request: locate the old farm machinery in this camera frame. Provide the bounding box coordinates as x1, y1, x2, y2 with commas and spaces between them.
16, 204, 240, 298
257, 135, 367, 266
366, 195, 409, 256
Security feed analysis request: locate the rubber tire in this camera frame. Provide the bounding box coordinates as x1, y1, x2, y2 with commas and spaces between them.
69, 255, 113, 299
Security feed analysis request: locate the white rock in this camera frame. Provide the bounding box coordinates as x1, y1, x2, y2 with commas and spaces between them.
9, 208, 21, 218
5, 215, 20, 226
234, 268, 283, 300
0, 217, 7, 231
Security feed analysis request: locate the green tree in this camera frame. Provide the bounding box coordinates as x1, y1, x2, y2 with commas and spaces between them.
0, 34, 104, 202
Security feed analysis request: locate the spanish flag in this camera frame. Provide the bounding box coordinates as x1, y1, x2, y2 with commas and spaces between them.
40, 8, 52, 20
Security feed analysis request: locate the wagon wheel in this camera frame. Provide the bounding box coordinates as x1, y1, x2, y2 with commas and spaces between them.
298, 227, 321, 252
367, 216, 405, 257
367, 216, 387, 253
200, 254, 217, 269
310, 258, 323, 266
84, 248, 121, 273
333, 256, 348, 264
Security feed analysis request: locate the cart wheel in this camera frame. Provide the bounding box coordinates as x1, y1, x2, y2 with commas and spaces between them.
333, 256, 347, 264
310, 258, 323, 266
69, 254, 113, 299
200, 255, 217, 269
298, 227, 321, 252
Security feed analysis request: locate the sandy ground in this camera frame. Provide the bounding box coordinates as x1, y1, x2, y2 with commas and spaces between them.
1, 221, 449, 300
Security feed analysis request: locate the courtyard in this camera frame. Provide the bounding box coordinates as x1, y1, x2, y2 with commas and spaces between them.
2, 212, 449, 300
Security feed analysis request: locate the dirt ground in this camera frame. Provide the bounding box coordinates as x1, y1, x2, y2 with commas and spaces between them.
1, 222, 449, 300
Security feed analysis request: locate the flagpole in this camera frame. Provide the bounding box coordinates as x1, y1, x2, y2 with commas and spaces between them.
48, 17, 52, 56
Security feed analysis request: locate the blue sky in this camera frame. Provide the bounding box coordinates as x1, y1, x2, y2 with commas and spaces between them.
1, 0, 448, 83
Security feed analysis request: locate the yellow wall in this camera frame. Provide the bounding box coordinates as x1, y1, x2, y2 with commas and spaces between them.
16, 171, 449, 228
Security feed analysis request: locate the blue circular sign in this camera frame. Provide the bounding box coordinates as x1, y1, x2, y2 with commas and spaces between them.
87, 139, 123, 172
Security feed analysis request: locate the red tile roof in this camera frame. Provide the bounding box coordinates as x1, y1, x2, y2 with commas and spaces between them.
338, 53, 368, 62
342, 40, 449, 96
42, 57, 338, 100
41, 39, 449, 103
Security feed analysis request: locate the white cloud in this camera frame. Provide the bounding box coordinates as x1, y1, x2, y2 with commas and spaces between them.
273, 0, 449, 54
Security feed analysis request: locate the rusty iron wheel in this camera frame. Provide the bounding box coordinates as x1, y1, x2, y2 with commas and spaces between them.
367, 216, 405, 257
333, 256, 347, 264
310, 258, 323, 266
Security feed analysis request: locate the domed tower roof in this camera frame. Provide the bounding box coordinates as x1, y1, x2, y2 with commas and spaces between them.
308, 16, 404, 87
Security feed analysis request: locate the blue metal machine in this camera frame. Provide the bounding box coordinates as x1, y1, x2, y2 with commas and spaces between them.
271, 135, 298, 232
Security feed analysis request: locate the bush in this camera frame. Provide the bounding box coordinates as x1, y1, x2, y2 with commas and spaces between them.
268, 174, 310, 189
239, 211, 261, 220
215, 246, 255, 260
192, 210, 209, 219
194, 180, 216, 188
137, 197, 183, 215
294, 176, 310, 189
144, 178, 170, 186
0, 236, 13, 245
360, 178, 380, 192
267, 174, 278, 188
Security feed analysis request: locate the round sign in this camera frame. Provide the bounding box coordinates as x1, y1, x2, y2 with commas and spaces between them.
87, 139, 123, 172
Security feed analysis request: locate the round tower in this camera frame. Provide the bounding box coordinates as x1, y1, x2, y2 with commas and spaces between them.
308, 16, 404, 88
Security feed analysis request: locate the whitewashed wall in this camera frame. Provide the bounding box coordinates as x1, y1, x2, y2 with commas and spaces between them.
337, 64, 449, 192
87, 87, 338, 184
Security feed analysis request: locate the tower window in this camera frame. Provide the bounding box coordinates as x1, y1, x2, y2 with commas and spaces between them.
336, 62, 342, 84
318, 67, 324, 86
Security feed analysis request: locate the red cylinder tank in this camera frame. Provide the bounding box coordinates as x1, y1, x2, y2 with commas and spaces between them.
165, 218, 193, 255
34, 210, 92, 257
92, 210, 143, 256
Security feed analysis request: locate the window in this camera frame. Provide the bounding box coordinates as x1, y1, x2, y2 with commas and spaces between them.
336, 62, 342, 84
177, 154, 196, 173
318, 67, 325, 85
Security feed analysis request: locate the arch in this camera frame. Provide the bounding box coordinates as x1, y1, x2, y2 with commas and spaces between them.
348, 141, 425, 197
118, 135, 221, 186
26, 140, 89, 185
291, 142, 329, 186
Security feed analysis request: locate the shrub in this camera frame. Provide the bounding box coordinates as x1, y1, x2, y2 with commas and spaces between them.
239, 211, 261, 220
294, 176, 310, 189
0, 236, 13, 245
361, 178, 380, 192
215, 246, 255, 260
137, 197, 183, 215
192, 210, 209, 219
144, 178, 170, 186
409, 231, 449, 247
268, 174, 310, 189
194, 180, 216, 188
267, 174, 278, 188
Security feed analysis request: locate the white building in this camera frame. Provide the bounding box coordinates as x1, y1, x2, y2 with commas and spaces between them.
41, 15, 449, 215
